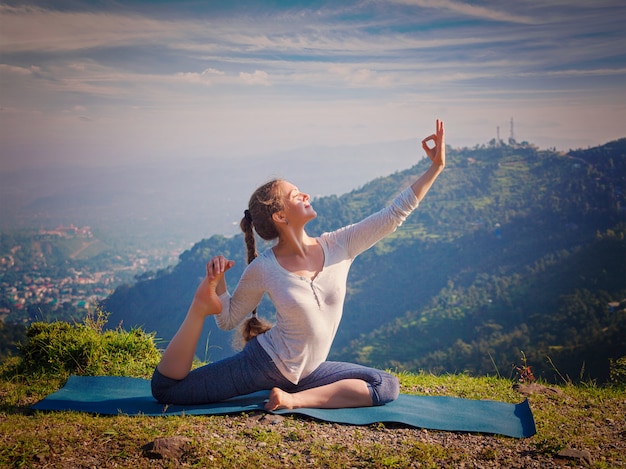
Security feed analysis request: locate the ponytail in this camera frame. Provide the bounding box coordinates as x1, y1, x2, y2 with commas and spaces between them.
233, 194, 278, 349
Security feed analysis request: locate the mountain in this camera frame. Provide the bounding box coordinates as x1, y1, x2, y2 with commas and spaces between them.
102, 139, 626, 382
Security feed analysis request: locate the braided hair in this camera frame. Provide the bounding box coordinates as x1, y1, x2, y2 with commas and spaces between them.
233, 179, 283, 347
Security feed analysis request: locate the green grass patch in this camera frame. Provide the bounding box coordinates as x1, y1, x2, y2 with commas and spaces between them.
0, 309, 160, 409
0, 314, 623, 468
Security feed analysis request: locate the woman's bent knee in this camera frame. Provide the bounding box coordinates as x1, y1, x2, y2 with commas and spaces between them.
371, 372, 400, 406
151, 367, 177, 404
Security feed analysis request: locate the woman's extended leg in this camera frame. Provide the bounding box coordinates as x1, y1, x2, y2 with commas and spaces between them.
156, 274, 222, 380
157, 256, 235, 380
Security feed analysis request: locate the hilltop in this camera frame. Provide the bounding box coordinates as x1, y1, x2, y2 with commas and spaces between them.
0, 317, 624, 467
2, 372, 624, 468
101, 139, 626, 384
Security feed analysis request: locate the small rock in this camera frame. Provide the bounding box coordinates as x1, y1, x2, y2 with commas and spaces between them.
143, 436, 192, 460
258, 414, 285, 425
513, 382, 563, 396
556, 448, 593, 466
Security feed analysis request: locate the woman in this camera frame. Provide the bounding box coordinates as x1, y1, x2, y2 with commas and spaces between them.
152, 119, 445, 411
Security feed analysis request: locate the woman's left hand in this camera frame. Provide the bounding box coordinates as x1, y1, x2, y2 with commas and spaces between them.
421, 119, 445, 167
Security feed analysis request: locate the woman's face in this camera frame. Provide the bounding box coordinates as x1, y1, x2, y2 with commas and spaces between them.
277, 181, 317, 225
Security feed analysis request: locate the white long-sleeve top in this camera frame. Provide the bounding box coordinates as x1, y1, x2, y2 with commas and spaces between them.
216, 186, 419, 384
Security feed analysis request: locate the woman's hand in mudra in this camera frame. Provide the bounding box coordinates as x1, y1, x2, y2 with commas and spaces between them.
421, 119, 445, 168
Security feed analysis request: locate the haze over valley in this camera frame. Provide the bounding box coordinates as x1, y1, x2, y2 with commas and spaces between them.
1, 139, 420, 251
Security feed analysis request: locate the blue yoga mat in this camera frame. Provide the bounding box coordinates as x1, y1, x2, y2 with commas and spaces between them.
31, 375, 536, 438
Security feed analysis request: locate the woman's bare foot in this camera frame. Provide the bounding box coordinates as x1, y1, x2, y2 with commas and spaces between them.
192, 276, 223, 316
192, 257, 235, 316
265, 387, 295, 411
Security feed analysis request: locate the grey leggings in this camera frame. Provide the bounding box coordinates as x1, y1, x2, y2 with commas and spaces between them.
151, 337, 399, 406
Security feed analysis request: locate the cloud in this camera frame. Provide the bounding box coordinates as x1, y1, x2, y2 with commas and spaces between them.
0, 0, 623, 170
239, 70, 271, 86
542, 68, 626, 78
327, 65, 395, 87
389, 0, 536, 24
175, 68, 225, 85
0, 3, 531, 60
0, 63, 41, 76
0, 4, 190, 53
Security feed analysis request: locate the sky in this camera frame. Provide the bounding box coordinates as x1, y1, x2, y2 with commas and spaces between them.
0, 0, 625, 174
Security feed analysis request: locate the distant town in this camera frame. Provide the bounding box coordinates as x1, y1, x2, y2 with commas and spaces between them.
0, 225, 180, 323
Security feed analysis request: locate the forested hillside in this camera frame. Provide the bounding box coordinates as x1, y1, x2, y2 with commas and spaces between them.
103, 139, 626, 383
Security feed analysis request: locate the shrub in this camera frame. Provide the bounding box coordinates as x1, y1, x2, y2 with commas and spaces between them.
11, 309, 160, 380
609, 356, 626, 385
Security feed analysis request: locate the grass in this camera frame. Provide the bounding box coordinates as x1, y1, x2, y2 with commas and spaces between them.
0, 316, 624, 468
2, 371, 624, 468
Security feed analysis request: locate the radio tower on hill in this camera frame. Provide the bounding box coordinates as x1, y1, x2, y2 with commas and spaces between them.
509, 117, 516, 145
